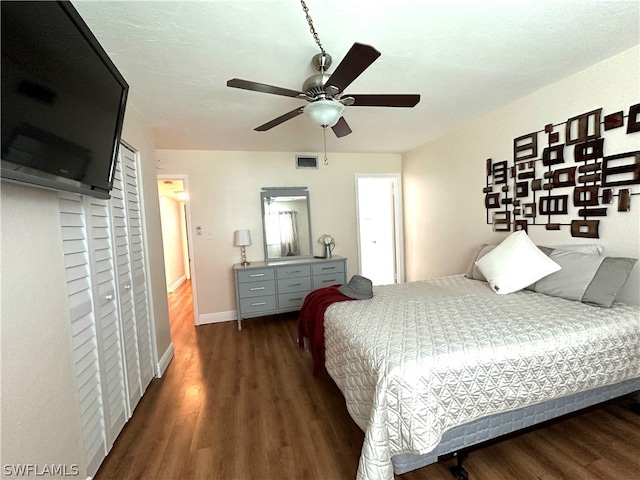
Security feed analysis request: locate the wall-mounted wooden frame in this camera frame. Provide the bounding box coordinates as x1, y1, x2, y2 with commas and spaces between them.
565, 108, 602, 145
484, 105, 639, 238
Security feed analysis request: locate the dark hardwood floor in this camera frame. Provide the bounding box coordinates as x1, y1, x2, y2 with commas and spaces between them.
95, 280, 640, 479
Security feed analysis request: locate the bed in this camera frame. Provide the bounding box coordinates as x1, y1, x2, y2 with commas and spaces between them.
321, 273, 640, 480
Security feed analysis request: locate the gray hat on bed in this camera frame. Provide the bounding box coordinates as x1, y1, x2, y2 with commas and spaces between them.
338, 275, 373, 300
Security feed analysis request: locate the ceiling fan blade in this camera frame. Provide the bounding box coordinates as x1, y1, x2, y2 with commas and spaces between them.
324, 43, 381, 93
255, 107, 304, 131
227, 78, 304, 98
349, 94, 421, 107
331, 117, 352, 138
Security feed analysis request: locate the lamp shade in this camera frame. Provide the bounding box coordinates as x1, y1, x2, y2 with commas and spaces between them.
234, 229, 252, 246
304, 99, 345, 128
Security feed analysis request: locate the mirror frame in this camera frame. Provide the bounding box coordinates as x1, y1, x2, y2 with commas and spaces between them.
260, 187, 313, 262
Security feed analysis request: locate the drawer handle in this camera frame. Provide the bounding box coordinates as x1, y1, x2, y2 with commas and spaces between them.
249, 273, 265, 278
288, 283, 301, 287
250, 286, 265, 291
321, 266, 336, 270
289, 297, 303, 302
287, 270, 302, 274
322, 279, 336, 283
251, 302, 267, 306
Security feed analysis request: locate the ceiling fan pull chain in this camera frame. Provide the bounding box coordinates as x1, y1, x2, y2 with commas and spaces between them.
300, 0, 325, 54
323, 127, 329, 165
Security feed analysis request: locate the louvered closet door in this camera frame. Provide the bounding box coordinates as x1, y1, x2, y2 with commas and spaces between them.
86, 195, 128, 447
120, 145, 154, 389
59, 193, 107, 477
111, 152, 143, 411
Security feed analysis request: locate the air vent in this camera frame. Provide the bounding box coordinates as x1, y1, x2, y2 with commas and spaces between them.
296, 155, 319, 169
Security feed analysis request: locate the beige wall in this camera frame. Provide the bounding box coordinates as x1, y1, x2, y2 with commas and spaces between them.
154, 150, 401, 322
1, 183, 86, 475
0, 101, 170, 476
403, 45, 640, 305
159, 194, 187, 290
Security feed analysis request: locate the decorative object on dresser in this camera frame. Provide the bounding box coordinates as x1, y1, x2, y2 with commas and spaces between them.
318, 234, 335, 258
233, 256, 346, 330
234, 229, 252, 266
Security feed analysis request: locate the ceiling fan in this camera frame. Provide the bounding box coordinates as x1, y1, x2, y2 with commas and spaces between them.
228, 0, 420, 139
227, 41, 420, 138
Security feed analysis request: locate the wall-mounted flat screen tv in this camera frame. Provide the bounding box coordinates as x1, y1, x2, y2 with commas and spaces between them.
1, 1, 128, 199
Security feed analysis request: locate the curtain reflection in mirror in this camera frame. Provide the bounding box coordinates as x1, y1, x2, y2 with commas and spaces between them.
265, 207, 300, 257
278, 211, 300, 256
261, 187, 312, 261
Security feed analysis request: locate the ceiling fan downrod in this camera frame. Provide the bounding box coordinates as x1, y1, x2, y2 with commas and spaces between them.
299, 0, 325, 55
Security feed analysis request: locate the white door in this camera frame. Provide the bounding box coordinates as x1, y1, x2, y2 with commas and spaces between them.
110, 150, 142, 413
120, 146, 155, 389
59, 144, 155, 476
86, 195, 128, 448
59, 193, 109, 476
356, 175, 404, 285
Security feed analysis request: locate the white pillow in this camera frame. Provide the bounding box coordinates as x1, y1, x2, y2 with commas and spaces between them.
476, 231, 561, 294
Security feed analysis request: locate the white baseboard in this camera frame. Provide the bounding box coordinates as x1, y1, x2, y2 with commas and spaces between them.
197, 310, 237, 326
156, 343, 175, 378
167, 275, 187, 293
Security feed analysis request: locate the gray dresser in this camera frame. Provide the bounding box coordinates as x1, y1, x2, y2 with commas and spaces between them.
233, 256, 347, 330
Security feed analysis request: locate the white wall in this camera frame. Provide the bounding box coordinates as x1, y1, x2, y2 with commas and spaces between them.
0, 101, 170, 476
403, 45, 640, 304
154, 150, 401, 322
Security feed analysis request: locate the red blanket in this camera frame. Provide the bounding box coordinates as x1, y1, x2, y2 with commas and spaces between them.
298, 285, 355, 375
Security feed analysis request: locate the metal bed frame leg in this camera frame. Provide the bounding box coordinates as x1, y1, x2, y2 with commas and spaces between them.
450, 451, 469, 480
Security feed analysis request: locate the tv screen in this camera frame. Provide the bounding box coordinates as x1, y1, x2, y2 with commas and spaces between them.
1, 1, 128, 199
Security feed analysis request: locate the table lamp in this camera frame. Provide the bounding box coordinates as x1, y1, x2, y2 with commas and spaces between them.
234, 229, 252, 266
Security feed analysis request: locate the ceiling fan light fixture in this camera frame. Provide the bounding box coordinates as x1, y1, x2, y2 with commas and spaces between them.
304, 99, 344, 128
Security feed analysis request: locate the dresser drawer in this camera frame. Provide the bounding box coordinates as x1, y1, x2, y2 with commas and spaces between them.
278, 291, 309, 310
312, 261, 345, 276
313, 272, 346, 289
276, 264, 311, 279
237, 280, 276, 298
233, 257, 347, 330
239, 295, 277, 315
236, 268, 275, 283
277, 276, 312, 294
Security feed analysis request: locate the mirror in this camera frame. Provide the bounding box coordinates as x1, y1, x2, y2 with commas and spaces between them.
261, 187, 312, 262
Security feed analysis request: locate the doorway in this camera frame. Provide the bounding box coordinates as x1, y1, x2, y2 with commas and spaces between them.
355, 174, 404, 285
157, 174, 199, 324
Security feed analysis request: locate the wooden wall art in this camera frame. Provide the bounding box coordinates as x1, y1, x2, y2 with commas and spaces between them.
484, 103, 640, 238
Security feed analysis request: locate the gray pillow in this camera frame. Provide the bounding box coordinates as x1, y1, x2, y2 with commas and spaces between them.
465, 244, 496, 281
530, 249, 637, 307
467, 243, 601, 282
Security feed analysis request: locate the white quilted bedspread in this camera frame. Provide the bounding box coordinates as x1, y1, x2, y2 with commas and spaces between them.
323, 275, 640, 480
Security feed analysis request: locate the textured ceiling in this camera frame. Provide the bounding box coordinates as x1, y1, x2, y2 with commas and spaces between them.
71, 0, 639, 154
